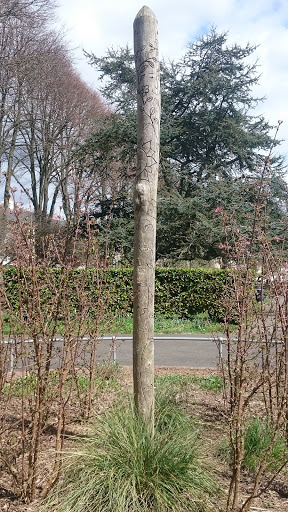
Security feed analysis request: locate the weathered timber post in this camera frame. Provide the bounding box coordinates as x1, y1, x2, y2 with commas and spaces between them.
133, 6, 161, 432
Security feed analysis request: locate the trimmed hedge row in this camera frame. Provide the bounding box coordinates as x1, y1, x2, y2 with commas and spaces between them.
2, 267, 229, 320
154, 268, 227, 319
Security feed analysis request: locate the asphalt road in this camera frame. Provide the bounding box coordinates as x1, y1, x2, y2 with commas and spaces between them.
3, 334, 225, 370
102, 335, 223, 367
4, 334, 224, 370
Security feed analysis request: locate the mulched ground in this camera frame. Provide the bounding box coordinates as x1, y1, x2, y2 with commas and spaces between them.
0, 366, 287, 512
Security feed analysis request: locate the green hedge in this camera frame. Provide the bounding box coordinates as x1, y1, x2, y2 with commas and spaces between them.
155, 268, 227, 319
2, 267, 229, 320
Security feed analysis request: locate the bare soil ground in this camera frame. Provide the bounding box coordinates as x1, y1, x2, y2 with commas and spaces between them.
0, 366, 287, 512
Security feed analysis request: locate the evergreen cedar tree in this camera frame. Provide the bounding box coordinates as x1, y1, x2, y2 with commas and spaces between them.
79, 30, 286, 263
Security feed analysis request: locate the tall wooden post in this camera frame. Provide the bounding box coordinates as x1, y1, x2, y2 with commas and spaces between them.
133, 6, 161, 432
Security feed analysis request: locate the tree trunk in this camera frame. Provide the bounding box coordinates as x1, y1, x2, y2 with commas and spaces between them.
133, 6, 161, 433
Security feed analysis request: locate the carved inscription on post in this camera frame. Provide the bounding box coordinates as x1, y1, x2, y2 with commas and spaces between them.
133, 6, 161, 430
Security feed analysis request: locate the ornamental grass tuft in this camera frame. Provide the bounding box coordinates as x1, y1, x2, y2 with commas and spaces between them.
44, 394, 218, 512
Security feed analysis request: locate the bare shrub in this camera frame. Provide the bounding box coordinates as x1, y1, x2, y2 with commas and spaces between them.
216, 122, 288, 512
0, 196, 118, 503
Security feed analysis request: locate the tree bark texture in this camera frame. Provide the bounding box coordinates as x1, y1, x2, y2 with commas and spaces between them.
133, 6, 161, 430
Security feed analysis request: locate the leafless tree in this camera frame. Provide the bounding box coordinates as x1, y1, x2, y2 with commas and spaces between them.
0, 0, 106, 257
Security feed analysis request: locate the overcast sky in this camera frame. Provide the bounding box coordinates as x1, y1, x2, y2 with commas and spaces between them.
55, 0, 288, 162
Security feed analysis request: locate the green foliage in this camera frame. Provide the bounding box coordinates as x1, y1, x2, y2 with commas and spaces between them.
242, 417, 288, 472
159, 30, 282, 190
4, 364, 121, 398
86, 31, 283, 184
156, 195, 222, 262
3, 267, 228, 321
102, 313, 222, 335
80, 29, 286, 263
155, 374, 223, 394
195, 375, 223, 392
155, 268, 228, 319
44, 398, 217, 512
72, 373, 120, 395
218, 416, 288, 473
157, 176, 288, 262
1, 312, 222, 336
154, 312, 222, 333
155, 374, 194, 401
4, 373, 39, 397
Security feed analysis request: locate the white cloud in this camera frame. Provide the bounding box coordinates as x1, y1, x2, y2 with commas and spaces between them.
55, 0, 288, 162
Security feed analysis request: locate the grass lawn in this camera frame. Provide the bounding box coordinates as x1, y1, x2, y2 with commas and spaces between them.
1, 312, 223, 336
110, 313, 223, 334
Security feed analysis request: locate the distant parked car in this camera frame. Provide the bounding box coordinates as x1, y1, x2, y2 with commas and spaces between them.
255, 288, 267, 302
255, 276, 268, 302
